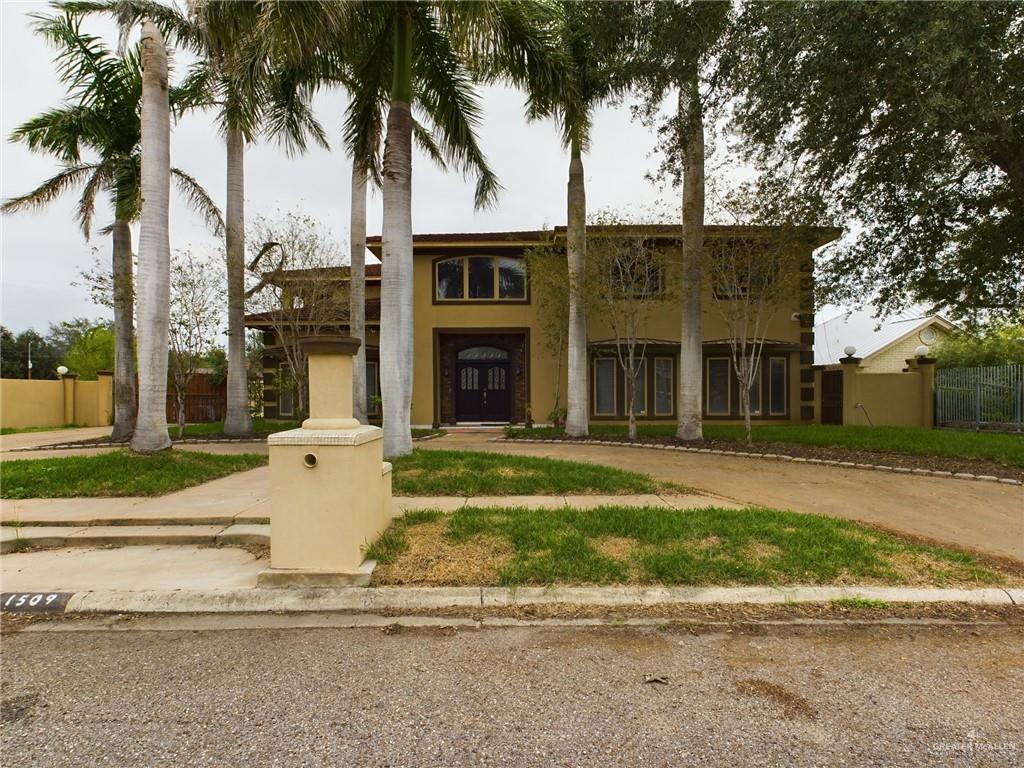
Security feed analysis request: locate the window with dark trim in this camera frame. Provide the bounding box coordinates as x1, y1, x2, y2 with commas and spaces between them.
746, 360, 762, 417
769, 356, 787, 415
435, 256, 527, 301
628, 359, 647, 415
706, 357, 731, 416
593, 358, 617, 416
654, 357, 674, 416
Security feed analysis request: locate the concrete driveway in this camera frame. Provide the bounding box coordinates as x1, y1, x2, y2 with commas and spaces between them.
424, 433, 1024, 562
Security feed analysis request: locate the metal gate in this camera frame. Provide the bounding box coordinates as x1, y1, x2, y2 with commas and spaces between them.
935, 364, 1023, 432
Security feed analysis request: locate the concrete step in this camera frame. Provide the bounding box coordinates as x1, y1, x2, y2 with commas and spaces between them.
1, 523, 268, 553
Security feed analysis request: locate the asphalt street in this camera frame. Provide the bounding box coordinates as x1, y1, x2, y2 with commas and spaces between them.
2, 619, 1022, 766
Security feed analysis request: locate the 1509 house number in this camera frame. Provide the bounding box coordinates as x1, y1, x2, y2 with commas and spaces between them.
1, 593, 73, 613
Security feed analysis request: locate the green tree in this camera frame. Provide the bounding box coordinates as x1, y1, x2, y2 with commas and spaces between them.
1, 328, 62, 380
2, 9, 221, 441
64, 323, 116, 379
721, 1, 1024, 320
934, 324, 1024, 368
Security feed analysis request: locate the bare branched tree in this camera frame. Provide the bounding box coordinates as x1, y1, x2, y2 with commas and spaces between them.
524, 232, 570, 427
586, 210, 676, 440
168, 248, 223, 437
246, 212, 345, 418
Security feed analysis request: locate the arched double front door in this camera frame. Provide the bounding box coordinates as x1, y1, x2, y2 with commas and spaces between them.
455, 345, 511, 422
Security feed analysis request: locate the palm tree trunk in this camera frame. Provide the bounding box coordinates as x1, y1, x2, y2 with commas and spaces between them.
676, 77, 704, 442
565, 137, 589, 437
350, 161, 368, 423
110, 217, 136, 441
223, 127, 253, 436
380, 10, 414, 457
131, 21, 171, 454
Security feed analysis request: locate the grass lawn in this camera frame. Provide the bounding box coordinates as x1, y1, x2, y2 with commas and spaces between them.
368, 505, 1010, 587
1, 423, 83, 436
174, 418, 301, 437
390, 449, 683, 496
507, 424, 1024, 468
0, 450, 267, 498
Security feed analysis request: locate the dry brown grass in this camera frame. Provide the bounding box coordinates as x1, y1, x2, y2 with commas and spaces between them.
744, 540, 782, 561
372, 521, 512, 586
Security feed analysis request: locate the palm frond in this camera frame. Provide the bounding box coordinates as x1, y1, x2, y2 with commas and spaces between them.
76, 161, 113, 238
412, 8, 501, 209
171, 167, 224, 236
1, 163, 101, 218
341, 4, 392, 186
412, 118, 448, 172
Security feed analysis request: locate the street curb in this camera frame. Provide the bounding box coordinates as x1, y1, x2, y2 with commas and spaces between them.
499, 438, 1023, 486
26, 585, 1023, 615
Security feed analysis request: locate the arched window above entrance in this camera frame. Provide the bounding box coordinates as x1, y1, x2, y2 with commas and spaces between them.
457, 346, 509, 361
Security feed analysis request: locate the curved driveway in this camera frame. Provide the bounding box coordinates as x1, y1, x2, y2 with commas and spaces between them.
424, 433, 1024, 562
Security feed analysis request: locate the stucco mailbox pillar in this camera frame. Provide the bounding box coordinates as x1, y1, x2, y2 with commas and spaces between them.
259, 335, 393, 587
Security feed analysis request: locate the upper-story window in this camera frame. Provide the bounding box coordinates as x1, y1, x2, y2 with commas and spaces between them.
435, 256, 527, 302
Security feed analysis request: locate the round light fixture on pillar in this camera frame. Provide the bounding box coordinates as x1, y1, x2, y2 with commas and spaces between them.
914, 345, 929, 358
56, 365, 69, 376
843, 345, 856, 357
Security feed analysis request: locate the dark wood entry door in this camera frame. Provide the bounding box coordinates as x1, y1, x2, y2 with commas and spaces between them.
821, 370, 843, 425
456, 362, 511, 422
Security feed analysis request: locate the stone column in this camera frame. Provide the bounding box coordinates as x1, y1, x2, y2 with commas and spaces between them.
259, 335, 393, 587
60, 373, 78, 425
838, 356, 861, 426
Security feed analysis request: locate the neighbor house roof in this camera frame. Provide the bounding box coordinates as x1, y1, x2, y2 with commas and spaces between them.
245, 297, 381, 327
813, 307, 956, 366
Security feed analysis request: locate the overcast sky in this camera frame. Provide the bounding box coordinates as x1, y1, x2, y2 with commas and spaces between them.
0, 1, 682, 335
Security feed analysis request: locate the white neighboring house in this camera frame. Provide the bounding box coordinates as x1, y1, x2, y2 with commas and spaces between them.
814, 307, 956, 372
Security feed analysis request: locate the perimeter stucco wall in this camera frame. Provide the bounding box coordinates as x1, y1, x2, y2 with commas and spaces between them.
1, 375, 113, 430
840, 360, 935, 427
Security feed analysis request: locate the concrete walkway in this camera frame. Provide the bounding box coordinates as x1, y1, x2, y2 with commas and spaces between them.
0, 426, 112, 453
424, 433, 1024, 561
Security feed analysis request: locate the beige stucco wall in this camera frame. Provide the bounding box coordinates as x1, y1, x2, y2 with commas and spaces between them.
407, 244, 811, 427
840, 361, 935, 427
861, 323, 950, 373
0, 375, 113, 430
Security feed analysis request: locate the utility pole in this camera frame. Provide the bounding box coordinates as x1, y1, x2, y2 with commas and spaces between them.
27, 340, 33, 380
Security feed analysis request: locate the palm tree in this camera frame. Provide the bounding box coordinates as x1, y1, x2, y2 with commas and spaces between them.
2, 10, 221, 442
529, 2, 632, 438
132, 19, 172, 452
339, 1, 561, 457
75, 0, 334, 437
626, 1, 730, 441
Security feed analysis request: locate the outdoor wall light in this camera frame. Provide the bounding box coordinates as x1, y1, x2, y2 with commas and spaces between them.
843, 345, 856, 357
56, 365, 69, 376
914, 345, 929, 357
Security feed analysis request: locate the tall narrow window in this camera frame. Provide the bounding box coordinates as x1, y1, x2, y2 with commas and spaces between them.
627, 359, 646, 415
366, 361, 380, 416
706, 358, 731, 416
769, 357, 787, 415
654, 357, 674, 416
468, 256, 495, 298
594, 358, 616, 416
436, 258, 464, 300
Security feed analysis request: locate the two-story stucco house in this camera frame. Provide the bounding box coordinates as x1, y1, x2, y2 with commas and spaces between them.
247, 224, 840, 428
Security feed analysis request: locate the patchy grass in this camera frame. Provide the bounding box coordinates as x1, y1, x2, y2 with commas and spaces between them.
370, 505, 1010, 587
390, 449, 683, 496
411, 428, 447, 440
0, 423, 83, 436
506, 424, 1024, 468
0, 450, 267, 498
